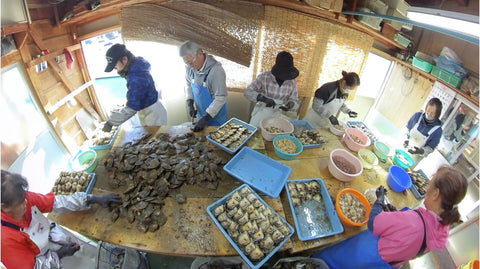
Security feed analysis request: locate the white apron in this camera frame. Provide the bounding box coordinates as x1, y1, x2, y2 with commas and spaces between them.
249, 100, 295, 127
407, 116, 440, 166
137, 100, 167, 126
23, 206, 50, 255
309, 97, 345, 129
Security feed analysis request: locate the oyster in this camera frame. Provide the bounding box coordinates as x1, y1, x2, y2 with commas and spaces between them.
249, 246, 264, 261
213, 205, 225, 217
237, 231, 250, 246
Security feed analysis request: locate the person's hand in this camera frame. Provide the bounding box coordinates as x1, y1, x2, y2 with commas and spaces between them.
193, 113, 212, 132
187, 99, 196, 118
329, 115, 339, 125
348, 111, 358, 118
102, 121, 113, 133
257, 94, 276, 108
403, 140, 409, 148
408, 146, 424, 155
375, 185, 387, 205
87, 194, 122, 207
279, 101, 294, 111
56, 243, 80, 259
385, 203, 397, 212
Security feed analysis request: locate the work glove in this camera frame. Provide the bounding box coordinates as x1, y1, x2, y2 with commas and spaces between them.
102, 121, 113, 133
328, 115, 339, 125
408, 146, 424, 155
383, 203, 397, 212
375, 185, 387, 205
193, 113, 212, 132
56, 243, 80, 259
257, 94, 276, 108
403, 140, 409, 148
87, 194, 122, 207
187, 99, 196, 118
348, 111, 358, 118
279, 101, 295, 111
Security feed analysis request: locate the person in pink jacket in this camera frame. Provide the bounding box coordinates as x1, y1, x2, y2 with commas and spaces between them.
312, 166, 468, 269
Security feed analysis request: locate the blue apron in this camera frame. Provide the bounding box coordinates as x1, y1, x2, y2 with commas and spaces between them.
191, 73, 227, 126
312, 230, 394, 269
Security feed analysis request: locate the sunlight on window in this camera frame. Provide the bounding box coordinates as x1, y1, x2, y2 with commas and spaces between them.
318, 40, 365, 87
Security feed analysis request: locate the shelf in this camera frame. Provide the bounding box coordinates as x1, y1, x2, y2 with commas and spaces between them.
342, 11, 479, 46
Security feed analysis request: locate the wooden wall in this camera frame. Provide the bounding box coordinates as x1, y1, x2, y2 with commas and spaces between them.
5, 20, 102, 154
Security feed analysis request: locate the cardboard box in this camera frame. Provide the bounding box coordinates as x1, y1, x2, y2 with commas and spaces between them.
385, 8, 412, 31
303, 0, 344, 12
384, 0, 409, 16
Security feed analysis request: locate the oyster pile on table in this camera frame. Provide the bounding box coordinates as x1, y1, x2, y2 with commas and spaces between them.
52, 171, 92, 195
338, 193, 366, 223
408, 171, 429, 195
209, 122, 253, 151
287, 181, 323, 207
104, 132, 229, 232
213, 186, 292, 263
294, 129, 326, 145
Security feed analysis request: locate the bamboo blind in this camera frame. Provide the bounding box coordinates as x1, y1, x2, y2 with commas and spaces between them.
121, 1, 260, 67
258, 6, 373, 98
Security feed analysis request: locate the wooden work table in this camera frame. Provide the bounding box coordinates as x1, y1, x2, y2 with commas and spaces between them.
49, 124, 422, 257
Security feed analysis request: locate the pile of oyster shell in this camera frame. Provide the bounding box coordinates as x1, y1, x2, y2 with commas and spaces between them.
104, 132, 228, 232
52, 171, 92, 195
338, 193, 366, 223
287, 181, 323, 207
83, 124, 118, 147
408, 171, 429, 195
294, 129, 326, 145
212, 186, 292, 263
209, 122, 253, 151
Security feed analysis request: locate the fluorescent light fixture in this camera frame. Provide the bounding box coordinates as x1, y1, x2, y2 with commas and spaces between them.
407, 7, 480, 38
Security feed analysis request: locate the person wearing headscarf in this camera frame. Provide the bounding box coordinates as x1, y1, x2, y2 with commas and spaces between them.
179, 41, 227, 132
403, 97, 443, 167
244, 51, 300, 127
102, 43, 167, 132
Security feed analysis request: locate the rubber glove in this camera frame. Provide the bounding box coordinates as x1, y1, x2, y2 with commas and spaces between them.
384, 203, 397, 212
257, 94, 276, 108
348, 111, 358, 118
187, 99, 196, 118
403, 140, 409, 148
87, 194, 121, 207
375, 185, 387, 205
193, 113, 212, 132
102, 121, 113, 132
329, 115, 339, 125
279, 101, 295, 111
56, 243, 80, 259
408, 146, 424, 155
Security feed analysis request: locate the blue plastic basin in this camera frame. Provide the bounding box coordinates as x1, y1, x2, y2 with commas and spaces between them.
387, 165, 412, 192
273, 135, 303, 160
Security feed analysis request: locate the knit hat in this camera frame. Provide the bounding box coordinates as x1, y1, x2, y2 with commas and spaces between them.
271, 51, 299, 81
104, 44, 128, 72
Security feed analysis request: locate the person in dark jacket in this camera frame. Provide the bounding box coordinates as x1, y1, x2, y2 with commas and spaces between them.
304, 71, 360, 128
402, 97, 443, 167
102, 44, 167, 132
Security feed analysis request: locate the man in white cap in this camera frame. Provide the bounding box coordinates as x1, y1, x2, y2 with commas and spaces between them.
102, 43, 167, 132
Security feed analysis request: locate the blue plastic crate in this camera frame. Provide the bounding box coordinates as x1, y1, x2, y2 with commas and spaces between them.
285, 179, 343, 241
409, 170, 429, 199
206, 118, 257, 155
206, 184, 294, 269
88, 127, 120, 150
223, 147, 291, 198
290, 120, 326, 149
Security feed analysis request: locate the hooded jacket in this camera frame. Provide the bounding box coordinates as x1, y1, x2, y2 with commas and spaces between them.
373, 207, 449, 267
125, 57, 158, 111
